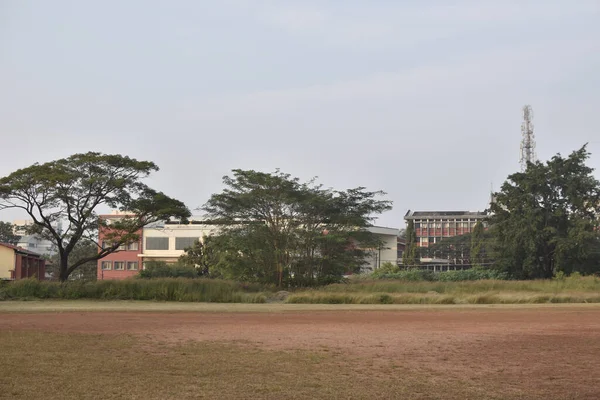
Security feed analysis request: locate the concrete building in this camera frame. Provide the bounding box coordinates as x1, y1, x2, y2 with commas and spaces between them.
97, 212, 143, 280
361, 226, 400, 272
16, 235, 56, 256
141, 219, 221, 265
12, 219, 60, 256
404, 210, 487, 248
0, 243, 46, 280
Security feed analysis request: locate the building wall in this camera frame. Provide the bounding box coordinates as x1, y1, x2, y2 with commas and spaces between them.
141, 225, 221, 264
14, 254, 45, 280
0, 246, 15, 279
96, 214, 143, 280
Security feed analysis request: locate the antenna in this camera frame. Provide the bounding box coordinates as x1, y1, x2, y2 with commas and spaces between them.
519, 105, 536, 171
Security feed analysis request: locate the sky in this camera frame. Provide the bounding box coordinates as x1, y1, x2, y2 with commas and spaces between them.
1, 0, 599, 228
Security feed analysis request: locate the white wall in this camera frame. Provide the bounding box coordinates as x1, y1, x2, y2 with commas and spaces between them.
142, 224, 221, 260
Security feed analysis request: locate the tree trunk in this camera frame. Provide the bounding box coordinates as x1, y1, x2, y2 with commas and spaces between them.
59, 255, 70, 282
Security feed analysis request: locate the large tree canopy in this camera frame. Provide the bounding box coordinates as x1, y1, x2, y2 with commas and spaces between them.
0, 152, 191, 281
203, 169, 392, 286
489, 145, 600, 279
0, 221, 19, 245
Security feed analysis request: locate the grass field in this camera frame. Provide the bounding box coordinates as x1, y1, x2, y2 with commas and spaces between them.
1, 301, 600, 399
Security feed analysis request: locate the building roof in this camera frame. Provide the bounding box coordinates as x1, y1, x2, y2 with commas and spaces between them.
0, 242, 43, 257
404, 210, 487, 219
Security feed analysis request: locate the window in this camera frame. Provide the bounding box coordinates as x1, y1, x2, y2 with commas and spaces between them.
420, 237, 428, 245
175, 237, 197, 250
414, 223, 420, 228
118, 244, 126, 251
428, 237, 435, 244
102, 241, 112, 249
146, 237, 169, 250
421, 223, 429, 229
443, 222, 450, 228
435, 222, 441, 229
127, 242, 139, 251
114, 262, 125, 270
101, 261, 112, 270
127, 262, 138, 271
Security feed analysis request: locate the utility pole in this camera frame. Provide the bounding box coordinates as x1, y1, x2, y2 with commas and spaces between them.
520, 105, 536, 171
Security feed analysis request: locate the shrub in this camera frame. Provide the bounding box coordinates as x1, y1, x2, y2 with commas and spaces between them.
138, 261, 199, 279
0, 278, 272, 303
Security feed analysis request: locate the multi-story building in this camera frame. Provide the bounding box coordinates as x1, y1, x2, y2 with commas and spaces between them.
96, 212, 400, 279
97, 211, 143, 280
12, 219, 60, 256
404, 210, 487, 248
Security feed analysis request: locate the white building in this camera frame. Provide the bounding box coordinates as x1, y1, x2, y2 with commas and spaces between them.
141, 217, 222, 265
141, 219, 398, 271
361, 226, 400, 272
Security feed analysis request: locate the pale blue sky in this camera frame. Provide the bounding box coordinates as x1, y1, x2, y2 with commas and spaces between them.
1, 0, 599, 227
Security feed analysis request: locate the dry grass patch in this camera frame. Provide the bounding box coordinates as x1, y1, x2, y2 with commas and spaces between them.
0, 332, 499, 400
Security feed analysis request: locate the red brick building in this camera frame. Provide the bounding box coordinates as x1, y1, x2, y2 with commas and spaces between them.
0, 243, 46, 280
97, 213, 143, 280
404, 210, 487, 248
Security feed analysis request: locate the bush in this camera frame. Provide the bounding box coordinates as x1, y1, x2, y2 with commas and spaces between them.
368, 269, 507, 282
0, 278, 272, 303
138, 261, 199, 279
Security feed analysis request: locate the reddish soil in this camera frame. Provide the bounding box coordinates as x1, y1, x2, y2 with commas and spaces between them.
2, 307, 600, 399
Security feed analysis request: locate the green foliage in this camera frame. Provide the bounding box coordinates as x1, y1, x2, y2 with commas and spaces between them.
401, 220, 419, 267
203, 169, 392, 287
490, 145, 600, 279
0, 221, 19, 245
138, 261, 200, 279
177, 237, 216, 275
365, 269, 507, 282
0, 278, 270, 302
371, 262, 400, 278
48, 240, 98, 281
0, 152, 191, 281
470, 221, 485, 268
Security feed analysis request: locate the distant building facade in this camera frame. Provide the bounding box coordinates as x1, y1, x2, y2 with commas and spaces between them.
12, 219, 60, 256
404, 210, 487, 248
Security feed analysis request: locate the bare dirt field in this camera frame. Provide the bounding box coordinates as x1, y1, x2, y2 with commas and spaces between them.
1, 303, 600, 399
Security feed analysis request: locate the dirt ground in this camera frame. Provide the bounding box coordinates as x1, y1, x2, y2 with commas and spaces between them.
2, 306, 600, 399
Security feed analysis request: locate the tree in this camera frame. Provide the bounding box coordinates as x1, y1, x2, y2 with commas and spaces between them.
178, 237, 217, 276
203, 169, 392, 286
0, 221, 19, 245
470, 221, 485, 268
402, 220, 419, 267
489, 145, 600, 279
48, 240, 98, 280
0, 152, 191, 281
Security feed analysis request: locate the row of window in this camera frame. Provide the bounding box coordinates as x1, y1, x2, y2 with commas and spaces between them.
146, 237, 197, 251
416, 222, 480, 229
101, 242, 139, 251
101, 261, 138, 271
101, 238, 199, 252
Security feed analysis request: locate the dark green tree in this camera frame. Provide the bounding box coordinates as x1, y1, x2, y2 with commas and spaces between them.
489, 145, 600, 279
470, 221, 485, 268
178, 236, 218, 276
0, 152, 190, 281
48, 240, 98, 280
203, 169, 391, 286
0, 221, 19, 245
402, 220, 419, 267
